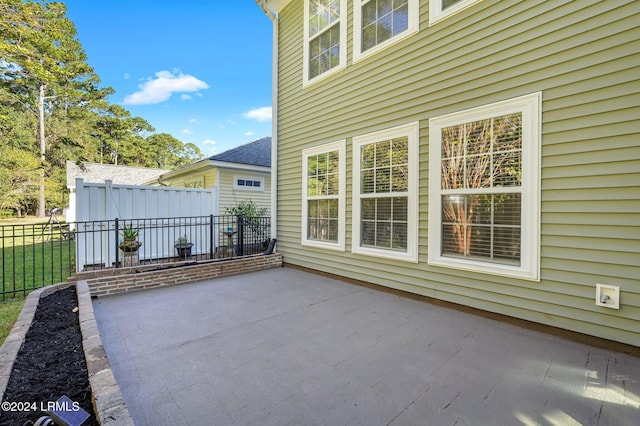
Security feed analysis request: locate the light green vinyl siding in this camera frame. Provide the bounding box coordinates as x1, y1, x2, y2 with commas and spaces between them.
163, 167, 217, 189
218, 168, 271, 216
274, 0, 639, 346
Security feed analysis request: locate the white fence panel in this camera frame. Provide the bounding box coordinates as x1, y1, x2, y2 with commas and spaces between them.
74, 179, 218, 270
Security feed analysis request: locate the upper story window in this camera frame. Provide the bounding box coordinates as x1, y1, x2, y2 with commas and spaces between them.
302, 141, 346, 250
352, 122, 419, 262
429, 0, 483, 25
428, 93, 541, 280
354, 0, 419, 61
304, 0, 347, 85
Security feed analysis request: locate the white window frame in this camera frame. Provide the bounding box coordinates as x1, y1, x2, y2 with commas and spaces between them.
352, 122, 419, 262
429, 0, 483, 26
233, 175, 265, 192
428, 92, 541, 281
303, 0, 348, 87
184, 176, 204, 188
353, 0, 419, 63
302, 140, 346, 250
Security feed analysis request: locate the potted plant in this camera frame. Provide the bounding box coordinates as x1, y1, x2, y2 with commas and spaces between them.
175, 235, 193, 259
119, 224, 142, 252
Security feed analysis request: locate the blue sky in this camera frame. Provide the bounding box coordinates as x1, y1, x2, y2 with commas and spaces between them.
64, 1, 273, 156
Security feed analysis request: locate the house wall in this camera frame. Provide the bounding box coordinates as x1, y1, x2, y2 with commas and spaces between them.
274, 0, 640, 346
161, 167, 218, 189
218, 168, 272, 216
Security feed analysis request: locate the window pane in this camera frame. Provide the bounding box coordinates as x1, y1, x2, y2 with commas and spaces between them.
362, 0, 377, 26
362, 170, 375, 193
392, 3, 409, 37
377, 140, 390, 166
392, 222, 407, 249
392, 197, 408, 221
362, 198, 376, 220
328, 150, 339, 173
441, 194, 521, 264
375, 168, 391, 192
380, 0, 393, 16
493, 227, 520, 262
376, 222, 391, 248
362, 221, 375, 246
494, 113, 522, 151
391, 165, 408, 192
361, 144, 376, 169
493, 150, 521, 187
377, 198, 392, 220
441, 126, 464, 190
465, 119, 491, 157
494, 194, 521, 225
466, 154, 491, 189
442, 0, 465, 10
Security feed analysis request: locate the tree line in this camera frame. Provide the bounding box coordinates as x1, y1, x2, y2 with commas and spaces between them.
0, 0, 204, 217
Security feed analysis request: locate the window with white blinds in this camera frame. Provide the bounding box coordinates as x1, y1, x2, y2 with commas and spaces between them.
302, 141, 346, 250
429, 93, 541, 280
353, 122, 418, 262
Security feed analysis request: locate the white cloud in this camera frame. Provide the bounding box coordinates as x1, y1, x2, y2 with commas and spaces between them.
181, 94, 192, 101
243, 106, 272, 122
123, 73, 130, 80
244, 131, 254, 137
188, 118, 198, 123
227, 119, 238, 126
202, 139, 216, 145
182, 129, 192, 134
123, 70, 209, 105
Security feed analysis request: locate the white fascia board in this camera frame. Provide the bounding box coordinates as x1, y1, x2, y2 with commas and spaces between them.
211, 161, 271, 174
259, 0, 294, 14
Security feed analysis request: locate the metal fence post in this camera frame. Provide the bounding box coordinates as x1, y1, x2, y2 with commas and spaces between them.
209, 214, 214, 260
114, 218, 120, 268
237, 215, 244, 256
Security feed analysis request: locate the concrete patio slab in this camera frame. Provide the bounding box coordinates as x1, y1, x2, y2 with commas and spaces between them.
93, 267, 640, 426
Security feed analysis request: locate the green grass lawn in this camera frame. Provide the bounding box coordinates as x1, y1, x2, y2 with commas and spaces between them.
0, 298, 25, 346
0, 217, 75, 345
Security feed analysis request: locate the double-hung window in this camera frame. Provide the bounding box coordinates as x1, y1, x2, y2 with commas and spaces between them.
302, 141, 346, 250
429, 0, 483, 25
428, 93, 541, 280
353, 122, 418, 262
354, 0, 419, 61
304, 0, 347, 85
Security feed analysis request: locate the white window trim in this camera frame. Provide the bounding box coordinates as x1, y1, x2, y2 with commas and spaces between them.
184, 176, 204, 188
429, 0, 483, 26
428, 92, 541, 281
353, 0, 419, 63
352, 122, 419, 262
233, 175, 265, 192
303, 0, 348, 87
302, 140, 346, 251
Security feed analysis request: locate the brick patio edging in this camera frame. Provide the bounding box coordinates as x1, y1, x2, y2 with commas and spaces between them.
77, 253, 283, 298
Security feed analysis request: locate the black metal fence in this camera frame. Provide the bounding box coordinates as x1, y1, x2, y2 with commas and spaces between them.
1, 215, 271, 301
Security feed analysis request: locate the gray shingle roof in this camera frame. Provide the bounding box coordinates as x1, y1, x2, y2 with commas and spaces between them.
66, 161, 170, 188
209, 137, 271, 167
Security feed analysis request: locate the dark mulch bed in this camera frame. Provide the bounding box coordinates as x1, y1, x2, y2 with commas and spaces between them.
1, 286, 98, 426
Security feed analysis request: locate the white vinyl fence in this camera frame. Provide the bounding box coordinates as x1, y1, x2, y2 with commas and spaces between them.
74, 179, 218, 270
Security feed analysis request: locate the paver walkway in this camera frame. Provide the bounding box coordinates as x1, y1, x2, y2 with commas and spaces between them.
93, 268, 640, 425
